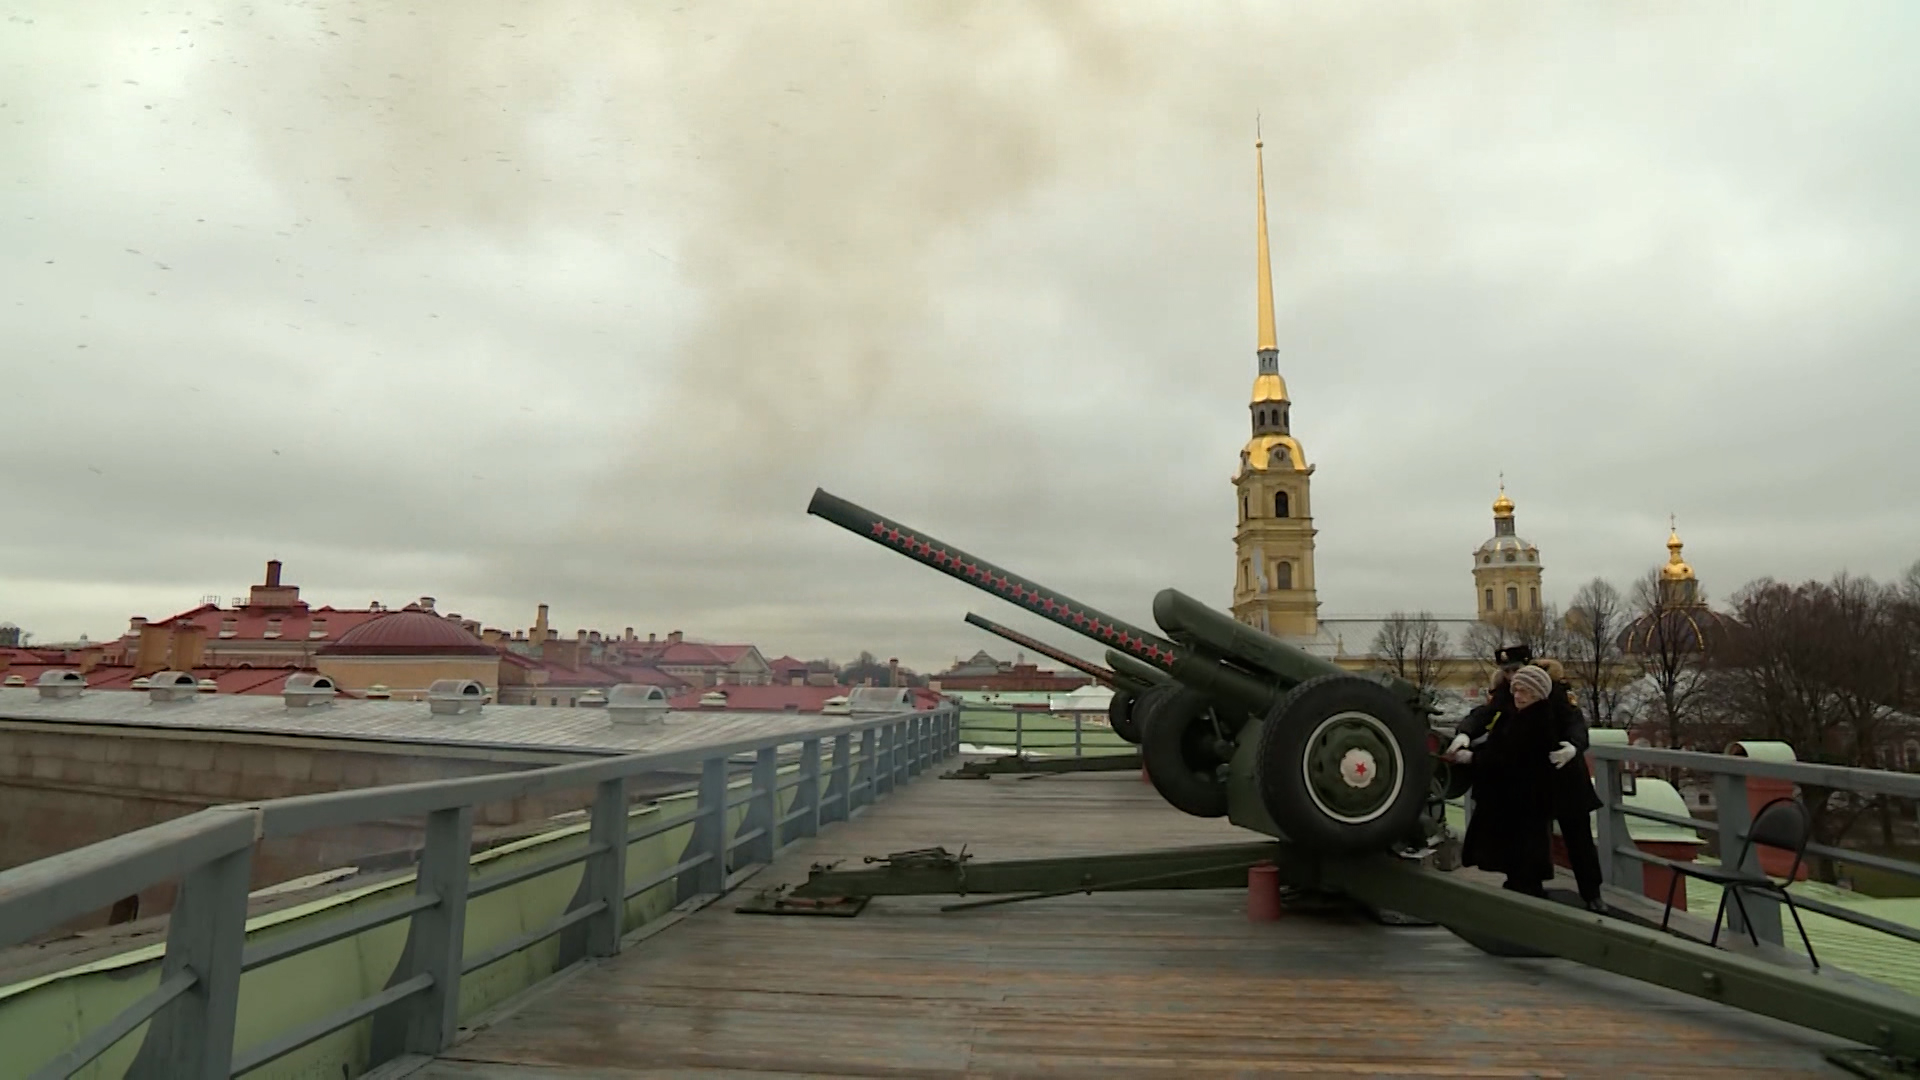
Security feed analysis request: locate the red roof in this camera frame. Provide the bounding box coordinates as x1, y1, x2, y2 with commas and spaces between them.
619, 641, 756, 667
145, 603, 388, 646
318, 611, 495, 657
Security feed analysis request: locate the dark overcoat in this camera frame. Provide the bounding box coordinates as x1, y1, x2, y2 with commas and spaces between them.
1458, 692, 1559, 883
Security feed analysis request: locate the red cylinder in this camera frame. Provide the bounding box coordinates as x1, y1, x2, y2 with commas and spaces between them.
1247, 862, 1282, 922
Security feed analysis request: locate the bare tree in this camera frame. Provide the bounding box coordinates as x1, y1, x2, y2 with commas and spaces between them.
1372, 611, 1451, 697
1704, 578, 1861, 876
1629, 569, 1708, 752
1565, 578, 1630, 726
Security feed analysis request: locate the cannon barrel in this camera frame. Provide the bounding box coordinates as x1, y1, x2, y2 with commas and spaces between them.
806, 488, 1278, 716
962, 613, 1120, 688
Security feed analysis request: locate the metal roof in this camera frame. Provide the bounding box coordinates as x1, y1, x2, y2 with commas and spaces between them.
0, 688, 918, 757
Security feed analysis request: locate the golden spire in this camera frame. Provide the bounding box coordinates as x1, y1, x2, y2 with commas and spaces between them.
1255, 121, 1277, 354
1492, 475, 1514, 517
1662, 514, 1696, 581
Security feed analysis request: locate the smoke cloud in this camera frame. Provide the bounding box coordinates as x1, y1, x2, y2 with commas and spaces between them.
210, 1, 1547, 627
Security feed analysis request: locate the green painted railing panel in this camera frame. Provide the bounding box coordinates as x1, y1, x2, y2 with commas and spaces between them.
0, 749, 853, 1080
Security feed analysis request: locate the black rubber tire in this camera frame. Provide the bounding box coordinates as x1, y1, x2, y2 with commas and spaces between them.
1253, 674, 1430, 855
1107, 688, 1143, 745
1140, 686, 1230, 818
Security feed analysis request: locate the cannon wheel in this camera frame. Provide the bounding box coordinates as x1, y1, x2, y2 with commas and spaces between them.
1107, 688, 1144, 745
1140, 686, 1230, 819
1253, 674, 1430, 854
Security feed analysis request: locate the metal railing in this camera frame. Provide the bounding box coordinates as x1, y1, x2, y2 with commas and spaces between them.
0, 704, 959, 1080
1589, 743, 1920, 952
957, 703, 1132, 759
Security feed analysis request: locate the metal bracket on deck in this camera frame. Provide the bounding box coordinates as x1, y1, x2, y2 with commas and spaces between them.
1827, 1048, 1920, 1078
941, 753, 1142, 780
736, 884, 870, 918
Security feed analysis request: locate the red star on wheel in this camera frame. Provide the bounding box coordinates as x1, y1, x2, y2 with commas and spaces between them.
1355, 762, 1369, 777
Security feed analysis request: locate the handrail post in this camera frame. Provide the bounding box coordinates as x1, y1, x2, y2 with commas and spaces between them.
136, 823, 252, 1079
1015, 710, 1024, 756
949, 704, 960, 756
875, 725, 894, 798
586, 778, 628, 957
1713, 772, 1783, 945
745, 746, 778, 864
404, 804, 474, 1056
693, 756, 729, 895
858, 728, 878, 808
1591, 757, 1638, 895
893, 720, 911, 789
1074, 713, 1084, 759
792, 738, 822, 843
908, 714, 924, 775
825, 733, 851, 824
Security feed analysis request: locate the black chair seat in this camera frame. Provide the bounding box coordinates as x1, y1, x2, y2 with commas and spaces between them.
1651, 796, 1817, 970
1656, 861, 1770, 888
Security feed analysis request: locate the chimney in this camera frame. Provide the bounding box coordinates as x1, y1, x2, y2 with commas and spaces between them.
624, 627, 635, 642
648, 632, 657, 644
888, 657, 899, 688
265, 559, 282, 587
419, 597, 435, 612
668, 630, 683, 645
135, 623, 172, 677
170, 624, 207, 671
577, 629, 587, 642
129, 616, 148, 634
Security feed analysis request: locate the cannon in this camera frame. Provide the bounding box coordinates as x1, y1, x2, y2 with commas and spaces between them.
807, 488, 1444, 856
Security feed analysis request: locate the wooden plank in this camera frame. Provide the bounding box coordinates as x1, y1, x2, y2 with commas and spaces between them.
421, 768, 1851, 1078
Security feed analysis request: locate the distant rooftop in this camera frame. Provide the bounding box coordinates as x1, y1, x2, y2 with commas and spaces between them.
0, 687, 926, 757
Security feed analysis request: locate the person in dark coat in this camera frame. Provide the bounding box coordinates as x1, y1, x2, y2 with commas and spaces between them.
1539, 659, 1606, 911
1448, 664, 1559, 897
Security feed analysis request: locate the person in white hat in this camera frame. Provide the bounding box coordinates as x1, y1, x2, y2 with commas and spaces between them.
1455, 663, 1561, 897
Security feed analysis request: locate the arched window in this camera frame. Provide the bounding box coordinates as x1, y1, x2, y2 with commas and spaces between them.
1529, 587, 1539, 611
1484, 588, 1494, 611
1276, 561, 1294, 590
1506, 586, 1519, 610
1242, 561, 1252, 590
1274, 491, 1290, 518
1241, 494, 1249, 522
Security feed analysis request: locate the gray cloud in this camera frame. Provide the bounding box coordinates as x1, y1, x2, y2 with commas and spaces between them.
2, 2, 1916, 672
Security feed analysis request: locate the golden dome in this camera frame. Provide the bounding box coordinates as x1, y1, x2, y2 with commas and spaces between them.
1251, 372, 1289, 404
1240, 434, 1301, 473
1661, 525, 1696, 582
1492, 485, 1514, 517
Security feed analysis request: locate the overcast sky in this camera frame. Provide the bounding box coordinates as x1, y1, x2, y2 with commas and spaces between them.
3, 2, 1916, 672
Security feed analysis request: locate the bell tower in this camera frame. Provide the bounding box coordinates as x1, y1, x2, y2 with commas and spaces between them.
1230, 129, 1320, 638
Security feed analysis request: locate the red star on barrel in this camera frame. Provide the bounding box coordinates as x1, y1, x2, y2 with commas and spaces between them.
869, 521, 886, 536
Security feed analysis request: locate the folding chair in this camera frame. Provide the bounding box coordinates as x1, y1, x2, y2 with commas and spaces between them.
1651, 796, 1817, 969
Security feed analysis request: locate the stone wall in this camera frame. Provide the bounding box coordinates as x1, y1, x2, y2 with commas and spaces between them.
0, 722, 604, 936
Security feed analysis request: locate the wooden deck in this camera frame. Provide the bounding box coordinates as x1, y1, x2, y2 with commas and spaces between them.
420, 763, 1851, 1078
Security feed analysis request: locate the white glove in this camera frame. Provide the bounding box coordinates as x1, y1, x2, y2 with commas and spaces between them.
1447, 734, 1469, 756
1549, 741, 1577, 768
1452, 748, 1473, 764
